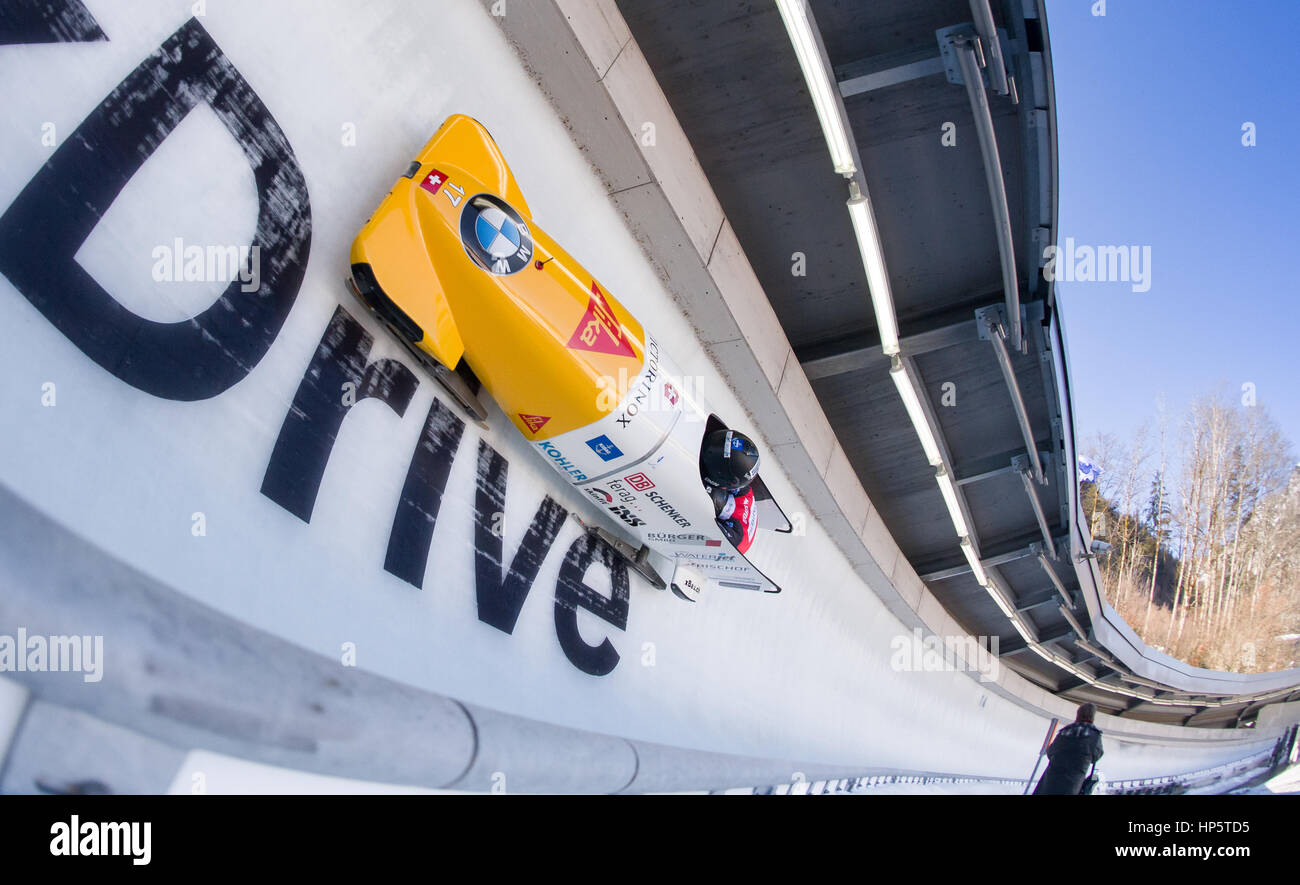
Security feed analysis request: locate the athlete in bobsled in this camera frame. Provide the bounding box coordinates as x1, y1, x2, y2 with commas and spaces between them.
348, 114, 791, 598
700, 429, 761, 554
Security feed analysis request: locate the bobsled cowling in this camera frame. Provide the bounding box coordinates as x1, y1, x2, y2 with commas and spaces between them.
350, 114, 789, 594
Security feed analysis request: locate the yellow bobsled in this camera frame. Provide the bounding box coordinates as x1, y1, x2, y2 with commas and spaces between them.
350, 114, 645, 439
350, 115, 790, 597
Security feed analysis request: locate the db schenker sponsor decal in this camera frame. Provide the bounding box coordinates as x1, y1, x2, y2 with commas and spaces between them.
644, 490, 690, 528
624, 472, 654, 491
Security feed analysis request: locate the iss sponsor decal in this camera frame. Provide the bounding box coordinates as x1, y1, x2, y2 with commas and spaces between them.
644, 490, 691, 528
518, 413, 550, 435
624, 472, 654, 491
583, 485, 644, 526
459, 193, 532, 275
584, 483, 645, 527
0, 16, 643, 678
585, 434, 623, 462
567, 281, 634, 357
646, 532, 722, 547
536, 441, 588, 482
607, 505, 645, 528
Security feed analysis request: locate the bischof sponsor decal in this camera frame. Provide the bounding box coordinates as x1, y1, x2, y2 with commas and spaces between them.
690, 561, 754, 574
644, 490, 691, 528
536, 440, 588, 482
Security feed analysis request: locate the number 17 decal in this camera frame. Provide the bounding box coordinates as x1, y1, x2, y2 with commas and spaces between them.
444, 182, 465, 208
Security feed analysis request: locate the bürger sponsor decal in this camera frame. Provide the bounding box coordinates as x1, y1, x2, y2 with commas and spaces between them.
646, 532, 722, 546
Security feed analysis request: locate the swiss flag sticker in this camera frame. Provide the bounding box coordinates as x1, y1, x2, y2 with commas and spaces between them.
419, 169, 448, 195
566, 283, 635, 358
519, 413, 550, 435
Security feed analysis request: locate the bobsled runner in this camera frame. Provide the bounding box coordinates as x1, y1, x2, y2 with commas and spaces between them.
349, 114, 791, 598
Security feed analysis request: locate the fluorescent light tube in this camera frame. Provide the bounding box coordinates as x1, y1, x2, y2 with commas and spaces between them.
776, 0, 857, 177
889, 357, 943, 466
847, 188, 900, 355
959, 537, 989, 587
936, 467, 969, 538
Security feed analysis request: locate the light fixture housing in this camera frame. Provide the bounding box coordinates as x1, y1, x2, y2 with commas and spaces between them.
775, 0, 857, 177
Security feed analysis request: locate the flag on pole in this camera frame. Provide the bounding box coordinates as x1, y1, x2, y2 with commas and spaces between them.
1078, 458, 1100, 484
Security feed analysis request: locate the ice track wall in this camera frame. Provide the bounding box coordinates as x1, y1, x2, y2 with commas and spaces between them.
0, 0, 1279, 791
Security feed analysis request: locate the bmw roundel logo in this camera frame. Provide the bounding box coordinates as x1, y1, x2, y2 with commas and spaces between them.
459, 194, 533, 275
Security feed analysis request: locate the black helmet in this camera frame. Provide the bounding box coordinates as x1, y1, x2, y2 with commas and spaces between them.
701, 429, 760, 492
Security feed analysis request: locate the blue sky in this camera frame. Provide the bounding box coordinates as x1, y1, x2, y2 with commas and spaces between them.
1046, 0, 1300, 462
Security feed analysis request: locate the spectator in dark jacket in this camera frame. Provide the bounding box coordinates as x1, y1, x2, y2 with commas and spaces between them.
1033, 703, 1104, 795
